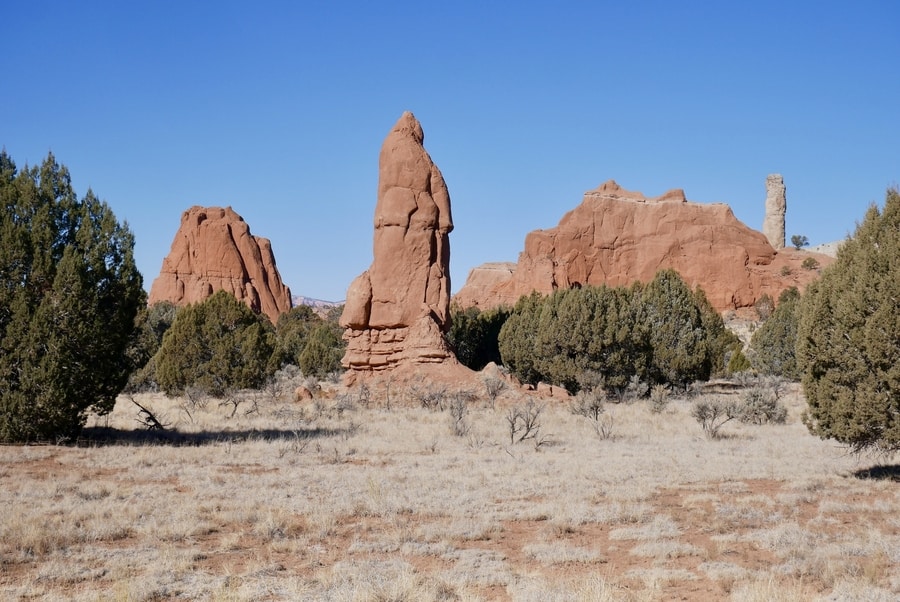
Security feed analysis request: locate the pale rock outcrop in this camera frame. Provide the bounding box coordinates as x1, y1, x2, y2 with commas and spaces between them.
340, 112, 457, 374
454, 180, 831, 312
148, 206, 292, 323
763, 174, 786, 249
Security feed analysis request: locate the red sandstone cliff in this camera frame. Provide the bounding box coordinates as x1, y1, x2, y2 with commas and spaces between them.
454, 180, 832, 312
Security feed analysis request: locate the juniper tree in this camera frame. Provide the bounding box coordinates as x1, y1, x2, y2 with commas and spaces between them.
797, 188, 900, 453
155, 290, 275, 397
0, 151, 144, 442
750, 287, 801, 379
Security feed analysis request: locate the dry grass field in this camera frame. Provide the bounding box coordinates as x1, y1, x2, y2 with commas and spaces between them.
2, 380, 898, 601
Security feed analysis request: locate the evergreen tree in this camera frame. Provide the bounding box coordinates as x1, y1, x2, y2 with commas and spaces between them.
298, 321, 345, 378
155, 290, 275, 397
0, 151, 143, 442
447, 304, 510, 371
797, 188, 900, 453
498, 292, 544, 386
268, 304, 320, 371
640, 270, 711, 388
750, 287, 801, 379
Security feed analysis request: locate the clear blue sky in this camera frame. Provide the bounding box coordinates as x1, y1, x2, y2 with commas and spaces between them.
3, 1, 898, 302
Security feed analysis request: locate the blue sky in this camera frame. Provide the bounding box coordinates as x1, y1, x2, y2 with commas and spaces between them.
3, 1, 898, 302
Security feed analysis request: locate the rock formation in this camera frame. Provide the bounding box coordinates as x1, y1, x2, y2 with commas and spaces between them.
148, 206, 292, 323
763, 174, 786, 249
340, 112, 457, 374
454, 180, 832, 313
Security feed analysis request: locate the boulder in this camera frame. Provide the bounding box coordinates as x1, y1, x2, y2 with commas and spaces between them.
340, 112, 459, 376
148, 206, 292, 323
455, 180, 832, 312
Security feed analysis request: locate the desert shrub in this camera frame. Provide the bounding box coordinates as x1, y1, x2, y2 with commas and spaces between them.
754, 293, 775, 321
649, 384, 670, 413
780, 265, 792, 277
570, 387, 606, 421
801, 256, 820, 271
448, 391, 474, 437
798, 188, 900, 453
738, 386, 787, 425
506, 400, 544, 444
691, 397, 740, 439
0, 151, 144, 442
482, 375, 507, 407
155, 290, 275, 397
750, 287, 801, 380
447, 304, 510, 370
410, 384, 449, 410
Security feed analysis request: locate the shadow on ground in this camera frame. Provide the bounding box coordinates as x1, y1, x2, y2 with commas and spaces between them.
852, 465, 900, 482
74, 425, 346, 447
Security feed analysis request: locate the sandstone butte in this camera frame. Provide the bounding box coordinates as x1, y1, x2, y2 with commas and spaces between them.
340, 111, 472, 383
148, 205, 292, 323
454, 180, 833, 313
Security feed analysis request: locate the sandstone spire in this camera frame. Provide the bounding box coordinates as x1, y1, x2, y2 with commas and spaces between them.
763, 174, 786, 249
148, 206, 292, 323
340, 112, 456, 373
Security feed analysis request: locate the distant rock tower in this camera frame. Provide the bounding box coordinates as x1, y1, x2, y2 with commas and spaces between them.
763, 174, 786, 249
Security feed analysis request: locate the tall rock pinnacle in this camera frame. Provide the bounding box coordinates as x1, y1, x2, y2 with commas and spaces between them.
763, 174, 786, 250
340, 112, 456, 374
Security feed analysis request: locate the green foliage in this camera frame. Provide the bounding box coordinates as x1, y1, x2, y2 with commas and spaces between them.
269, 305, 320, 370
0, 151, 144, 442
125, 301, 178, 392
447, 304, 510, 370
727, 349, 752, 374
155, 290, 275, 397
790, 234, 809, 250
269, 304, 346, 378
750, 287, 801, 379
798, 188, 900, 453
640, 270, 712, 388
298, 321, 345, 378
498, 271, 727, 392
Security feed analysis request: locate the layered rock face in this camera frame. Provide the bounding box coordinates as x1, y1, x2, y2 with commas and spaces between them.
148, 206, 292, 323
340, 112, 456, 373
763, 174, 786, 249
455, 180, 831, 312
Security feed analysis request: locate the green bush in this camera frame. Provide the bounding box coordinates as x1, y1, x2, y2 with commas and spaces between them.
750, 287, 801, 379
447, 304, 510, 370
498, 270, 728, 392
298, 321, 345, 378
155, 290, 275, 397
0, 151, 144, 442
798, 188, 900, 453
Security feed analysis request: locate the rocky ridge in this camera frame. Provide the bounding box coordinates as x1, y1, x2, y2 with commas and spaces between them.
454, 180, 832, 313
